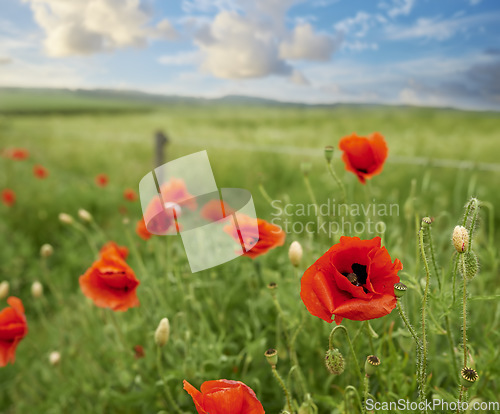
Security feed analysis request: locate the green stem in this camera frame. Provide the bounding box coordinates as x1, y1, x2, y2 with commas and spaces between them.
344, 386, 363, 413
258, 183, 274, 205
444, 314, 459, 380
426, 226, 441, 291
329, 325, 364, 386
452, 253, 459, 305
326, 161, 346, 204
272, 366, 293, 413
156, 346, 184, 414
461, 256, 468, 368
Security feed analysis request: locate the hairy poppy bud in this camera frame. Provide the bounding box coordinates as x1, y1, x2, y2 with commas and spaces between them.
394, 282, 407, 298
462, 251, 479, 281
460, 367, 479, 388
0, 281, 9, 300
264, 348, 278, 367
154, 318, 170, 347
325, 348, 345, 375
58, 213, 74, 225
31, 281, 43, 298
40, 243, 54, 258
365, 355, 380, 376
324, 146, 334, 163
78, 209, 93, 222
49, 351, 61, 366
453, 226, 469, 253
288, 241, 303, 267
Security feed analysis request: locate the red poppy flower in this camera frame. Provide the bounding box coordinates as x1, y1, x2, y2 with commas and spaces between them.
123, 188, 138, 202
338, 132, 388, 184
201, 199, 235, 222
95, 174, 109, 187
133, 345, 145, 359
99, 241, 129, 260
33, 164, 49, 179
1, 189, 16, 207
300, 236, 402, 325
2, 148, 29, 160
143, 178, 197, 235
136, 218, 153, 240
224, 216, 285, 259
79, 252, 140, 311
183, 379, 265, 414
0, 297, 28, 367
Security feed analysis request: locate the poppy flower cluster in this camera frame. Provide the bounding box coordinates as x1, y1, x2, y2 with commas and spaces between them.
300, 236, 402, 325
183, 379, 265, 414
0, 297, 28, 367
79, 242, 140, 311
339, 132, 388, 184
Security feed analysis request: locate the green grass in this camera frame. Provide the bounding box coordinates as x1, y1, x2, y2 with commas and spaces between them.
1, 90, 500, 413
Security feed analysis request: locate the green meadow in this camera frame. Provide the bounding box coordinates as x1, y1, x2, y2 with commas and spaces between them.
1, 88, 499, 413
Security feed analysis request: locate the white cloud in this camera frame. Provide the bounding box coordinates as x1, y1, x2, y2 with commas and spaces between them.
289, 69, 309, 85
342, 41, 378, 51
0, 57, 12, 65
334, 12, 386, 38
280, 24, 340, 61
158, 51, 201, 66
381, 0, 415, 18
23, 0, 176, 56
469, 0, 482, 5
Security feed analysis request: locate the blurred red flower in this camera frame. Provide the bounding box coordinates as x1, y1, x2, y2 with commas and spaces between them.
100, 241, 129, 260
136, 218, 152, 240
201, 199, 235, 222
224, 216, 285, 259
133, 345, 145, 359
183, 379, 265, 414
79, 246, 139, 311
33, 164, 49, 179
95, 174, 109, 187
1, 189, 16, 207
123, 188, 138, 202
2, 148, 29, 160
339, 132, 388, 184
0, 297, 28, 367
300, 236, 402, 325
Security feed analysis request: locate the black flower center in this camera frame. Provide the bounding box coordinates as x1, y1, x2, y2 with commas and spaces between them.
342, 263, 368, 286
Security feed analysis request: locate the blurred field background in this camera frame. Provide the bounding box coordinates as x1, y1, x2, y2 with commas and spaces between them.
1, 87, 500, 413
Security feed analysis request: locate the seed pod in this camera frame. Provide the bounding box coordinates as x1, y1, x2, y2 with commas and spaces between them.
460, 367, 479, 388
453, 226, 469, 253
325, 348, 345, 375
394, 282, 407, 298
365, 355, 380, 376
324, 146, 334, 163
265, 348, 278, 367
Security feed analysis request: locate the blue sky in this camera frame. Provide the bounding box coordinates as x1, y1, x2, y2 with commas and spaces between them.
1, 0, 499, 110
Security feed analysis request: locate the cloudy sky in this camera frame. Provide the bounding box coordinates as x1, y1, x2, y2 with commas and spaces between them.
1, 0, 499, 110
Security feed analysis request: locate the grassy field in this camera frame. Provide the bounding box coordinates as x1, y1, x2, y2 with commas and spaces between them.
1, 89, 500, 413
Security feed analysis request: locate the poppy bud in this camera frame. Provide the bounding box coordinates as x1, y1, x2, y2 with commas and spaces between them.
462, 251, 479, 281
31, 281, 44, 298
288, 241, 303, 267
324, 146, 334, 163
58, 213, 74, 225
40, 243, 54, 258
49, 351, 61, 366
394, 282, 407, 298
453, 226, 469, 253
154, 318, 170, 347
78, 209, 93, 222
460, 367, 479, 388
300, 162, 312, 176
0, 281, 9, 300
264, 348, 278, 367
365, 355, 380, 377
325, 348, 345, 375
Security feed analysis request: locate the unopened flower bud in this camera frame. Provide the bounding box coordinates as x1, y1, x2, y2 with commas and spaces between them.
78, 208, 93, 222
154, 318, 170, 347
325, 348, 345, 375
394, 282, 407, 298
324, 146, 334, 163
453, 226, 469, 253
58, 213, 74, 225
0, 281, 9, 300
461, 251, 479, 281
265, 348, 278, 367
31, 281, 43, 298
365, 355, 380, 376
460, 367, 479, 388
40, 243, 54, 258
49, 351, 61, 366
288, 241, 303, 267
